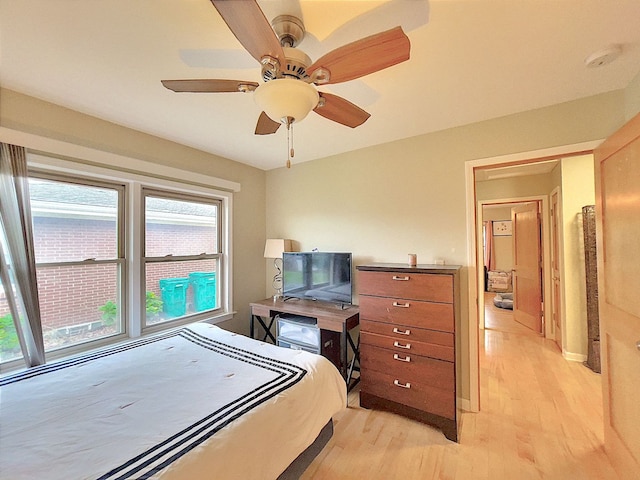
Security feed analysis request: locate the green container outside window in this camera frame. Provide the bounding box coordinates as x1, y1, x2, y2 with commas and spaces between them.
159, 278, 189, 317
189, 272, 217, 312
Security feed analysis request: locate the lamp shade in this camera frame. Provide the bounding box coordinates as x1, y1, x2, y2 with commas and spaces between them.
254, 78, 319, 124
264, 239, 292, 259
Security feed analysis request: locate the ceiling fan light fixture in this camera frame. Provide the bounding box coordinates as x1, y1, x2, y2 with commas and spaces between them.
254, 78, 319, 124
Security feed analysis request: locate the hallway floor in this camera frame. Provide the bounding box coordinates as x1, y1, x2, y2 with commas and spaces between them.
302, 296, 619, 479
484, 291, 538, 336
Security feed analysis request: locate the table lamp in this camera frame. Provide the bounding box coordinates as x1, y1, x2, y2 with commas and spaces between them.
264, 239, 292, 299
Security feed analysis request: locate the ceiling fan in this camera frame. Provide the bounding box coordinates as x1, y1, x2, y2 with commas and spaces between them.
161, 0, 411, 167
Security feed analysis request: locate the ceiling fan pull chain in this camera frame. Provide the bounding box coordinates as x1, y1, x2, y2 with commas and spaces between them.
285, 116, 294, 168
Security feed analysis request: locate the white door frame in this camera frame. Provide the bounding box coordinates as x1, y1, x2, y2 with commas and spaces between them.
549, 186, 565, 352
464, 140, 601, 412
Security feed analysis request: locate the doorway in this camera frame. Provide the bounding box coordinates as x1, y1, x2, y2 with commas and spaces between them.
463, 140, 600, 412
476, 195, 551, 337
481, 200, 544, 336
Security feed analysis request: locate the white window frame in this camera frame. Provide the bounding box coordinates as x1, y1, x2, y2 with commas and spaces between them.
141, 187, 224, 333
28, 171, 128, 352
26, 152, 234, 356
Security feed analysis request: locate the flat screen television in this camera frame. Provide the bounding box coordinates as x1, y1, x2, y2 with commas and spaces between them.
282, 252, 352, 306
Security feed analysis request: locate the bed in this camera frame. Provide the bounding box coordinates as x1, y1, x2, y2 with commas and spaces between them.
0, 322, 347, 479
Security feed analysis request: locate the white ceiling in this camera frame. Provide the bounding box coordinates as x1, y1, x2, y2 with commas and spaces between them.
2, 0, 640, 171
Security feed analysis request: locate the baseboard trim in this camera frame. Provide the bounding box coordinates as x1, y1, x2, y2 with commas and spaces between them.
458, 398, 471, 412
563, 351, 587, 362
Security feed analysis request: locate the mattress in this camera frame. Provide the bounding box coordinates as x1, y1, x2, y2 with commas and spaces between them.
0, 322, 346, 479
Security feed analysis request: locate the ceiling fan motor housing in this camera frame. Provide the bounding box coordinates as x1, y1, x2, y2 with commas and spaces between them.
272, 15, 305, 48
262, 47, 312, 82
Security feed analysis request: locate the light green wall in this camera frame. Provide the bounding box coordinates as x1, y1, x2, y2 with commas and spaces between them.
625, 70, 640, 121
560, 154, 595, 357
266, 91, 626, 402
550, 161, 562, 190
0, 88, 267, 336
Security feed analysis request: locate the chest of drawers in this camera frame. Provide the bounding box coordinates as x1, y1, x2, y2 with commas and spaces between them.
356, 263, 461, 442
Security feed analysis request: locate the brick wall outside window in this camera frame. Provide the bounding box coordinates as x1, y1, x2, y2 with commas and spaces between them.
0, 217, 217, 332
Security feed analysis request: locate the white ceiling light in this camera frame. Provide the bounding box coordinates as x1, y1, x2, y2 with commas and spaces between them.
254, 78, 319, 124
584, 45, 622, 68
254, 78, 319, 168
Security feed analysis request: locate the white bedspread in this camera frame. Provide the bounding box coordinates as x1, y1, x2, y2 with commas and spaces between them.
0, 323, 346, 479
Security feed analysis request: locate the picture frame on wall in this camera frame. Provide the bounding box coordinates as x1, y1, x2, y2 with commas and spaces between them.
492, 220, 512, 236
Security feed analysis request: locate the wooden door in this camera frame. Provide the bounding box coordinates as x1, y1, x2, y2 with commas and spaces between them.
594, 113, 640, 476
551, 190, 562, 349
511, 202, 542, 333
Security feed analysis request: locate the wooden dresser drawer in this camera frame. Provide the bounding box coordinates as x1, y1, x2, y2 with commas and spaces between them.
361, 329, 454, 362
361, 369, 455, 419
360, 343, 454, 391
356, 263, 461, 442
359, 295, 454, 332
358, 270, 453, 303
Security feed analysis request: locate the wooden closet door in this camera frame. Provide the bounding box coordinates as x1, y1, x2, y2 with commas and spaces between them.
594, 112, 640, 477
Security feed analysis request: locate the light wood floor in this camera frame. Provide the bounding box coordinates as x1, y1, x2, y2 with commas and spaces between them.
484, 291, 537, 336
302, 302, 619, 479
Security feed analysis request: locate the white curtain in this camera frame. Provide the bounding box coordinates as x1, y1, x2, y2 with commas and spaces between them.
484, 221, 495, 271
0, 143, 45, 366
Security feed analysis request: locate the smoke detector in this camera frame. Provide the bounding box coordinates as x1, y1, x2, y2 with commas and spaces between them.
584, 45, 622, 68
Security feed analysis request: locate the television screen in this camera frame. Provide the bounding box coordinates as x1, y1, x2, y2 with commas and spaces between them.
282, 252, 352, 305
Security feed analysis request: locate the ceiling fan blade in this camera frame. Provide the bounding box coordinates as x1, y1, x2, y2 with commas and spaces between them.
161, 79, 258, 93
314, 92, 370, 128
255, 111, 281, 135
307, 26, 410, 85
210, 0, 285, 65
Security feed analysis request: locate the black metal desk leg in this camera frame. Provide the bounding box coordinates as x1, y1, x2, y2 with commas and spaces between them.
340, 325, 347, 381
263, 315, 277, 343
251, 314, 277, 344
346, 332, 360, 390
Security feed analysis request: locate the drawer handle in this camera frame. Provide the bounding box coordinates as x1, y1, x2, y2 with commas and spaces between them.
394, 341, 411, 349
394, 379, 411, 389
392, 275, 409, 281
392, 302, 410, 308
392, 327, 411, 336
393, 353, 411, 362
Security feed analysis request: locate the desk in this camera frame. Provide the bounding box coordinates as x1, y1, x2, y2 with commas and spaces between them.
250, 298, 360, 390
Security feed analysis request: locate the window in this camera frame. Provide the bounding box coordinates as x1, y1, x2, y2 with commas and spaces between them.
30, 175, 125, 353
143, 190, 222, 328
0, 152, 233, 367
